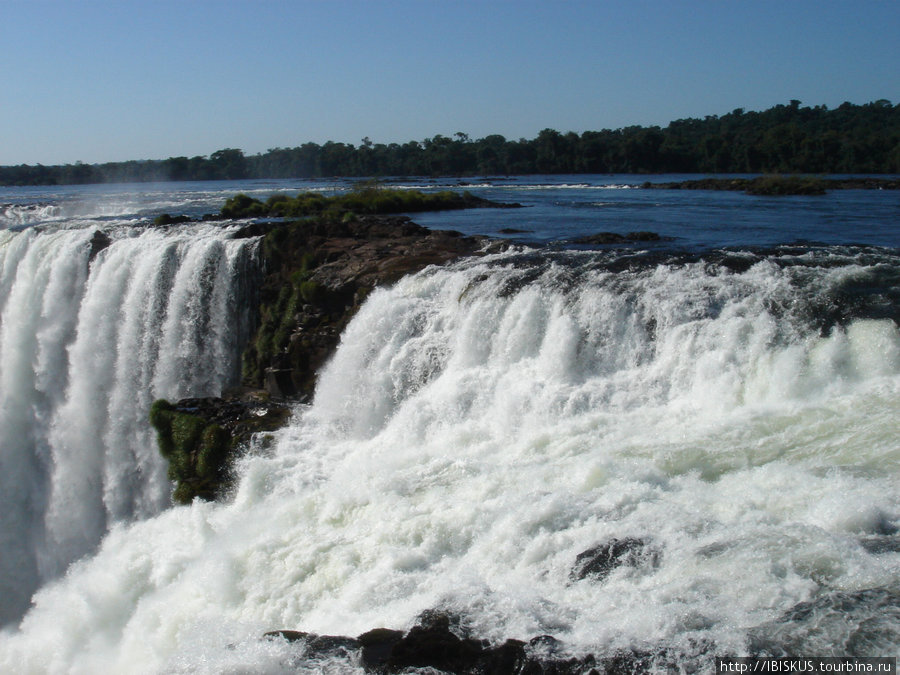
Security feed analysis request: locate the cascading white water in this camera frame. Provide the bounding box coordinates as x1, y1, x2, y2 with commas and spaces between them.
1, 249, 898, 673
0, 224, 258, 625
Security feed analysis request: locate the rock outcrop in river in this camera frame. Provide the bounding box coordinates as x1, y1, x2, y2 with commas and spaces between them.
241, 214, 494, 400
151, 205, 502, 503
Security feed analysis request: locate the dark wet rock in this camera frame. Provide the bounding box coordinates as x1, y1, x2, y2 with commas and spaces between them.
859, 535, 900, 554
570, 537, 660, 583
572, 232, 630, 245
624, 231, 661, 241
264, 629, 309, 642
164, 393, 291, 435
385, 611, 487, 673
477, 639, 528, 673
357, 628, 404, 670
153, 213, 192, 226
600, 651, 657, 674
230, 220, 280, 239
263, 609, 685, 673
88, 230, 111, 260
144, 212, 226, 227
498, 227, 532, 234
263, 368, 298, 400
304, 633, 361, 658
528, 634, 565, 655
263, 630, 360, 659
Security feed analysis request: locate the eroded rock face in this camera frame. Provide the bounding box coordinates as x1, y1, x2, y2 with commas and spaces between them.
240, 215, 497, 400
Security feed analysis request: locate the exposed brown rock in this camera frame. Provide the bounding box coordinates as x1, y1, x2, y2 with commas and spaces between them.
242, 214, 497, 400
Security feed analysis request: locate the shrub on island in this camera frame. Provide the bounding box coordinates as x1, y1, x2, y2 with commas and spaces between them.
220, 184, 514, 220
220, 193, 269, 219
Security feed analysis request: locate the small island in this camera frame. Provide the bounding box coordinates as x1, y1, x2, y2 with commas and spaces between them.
220, 183, 521, 219
642, 175, 900, 195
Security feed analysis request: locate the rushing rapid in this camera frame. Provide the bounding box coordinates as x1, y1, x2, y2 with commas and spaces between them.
0, 222, 258, 625
1, 241, 897, 673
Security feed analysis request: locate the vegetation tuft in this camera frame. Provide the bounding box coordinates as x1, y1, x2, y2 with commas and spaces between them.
149, 398, 290, 503
149, 400, 231, 503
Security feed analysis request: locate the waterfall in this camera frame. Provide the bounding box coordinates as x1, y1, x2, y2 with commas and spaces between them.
0, 224, 258, 625
1, 248, 896, 672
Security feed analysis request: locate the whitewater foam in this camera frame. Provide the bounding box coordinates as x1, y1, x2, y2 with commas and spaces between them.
0, 223, 258, 625
1, 249, 897, 672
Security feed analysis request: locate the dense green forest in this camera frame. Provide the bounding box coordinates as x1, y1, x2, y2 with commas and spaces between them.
2, 100, 898, 186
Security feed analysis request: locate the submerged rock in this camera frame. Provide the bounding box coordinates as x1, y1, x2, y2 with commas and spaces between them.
572, 231, 663, 246
570, 537, 661, 582
748, 588, 900, 657
859, 535, 900, 554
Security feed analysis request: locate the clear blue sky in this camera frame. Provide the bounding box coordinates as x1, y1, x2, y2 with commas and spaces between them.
2, 0, 898, 166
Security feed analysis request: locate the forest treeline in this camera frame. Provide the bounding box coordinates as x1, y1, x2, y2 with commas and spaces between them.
2, 100, 899, 186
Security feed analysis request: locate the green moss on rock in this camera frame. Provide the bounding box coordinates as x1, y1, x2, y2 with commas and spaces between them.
149, 399, 233, 504
298, 280, 324, 304
150, 395, 292, 504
